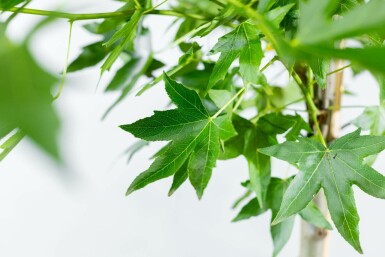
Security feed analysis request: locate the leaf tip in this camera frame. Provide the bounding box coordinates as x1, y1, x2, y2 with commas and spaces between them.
125, 187, 135, 196
168, 189, 175, 197
271, 215, 284, 226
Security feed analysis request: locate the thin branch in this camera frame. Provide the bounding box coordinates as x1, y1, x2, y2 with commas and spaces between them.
292, 71, 327, 146
212, 87, 246, 119
0, 7, 208, 21
260, 55, 278, 72
53, 20, 73, 100
327, 64, 351, 76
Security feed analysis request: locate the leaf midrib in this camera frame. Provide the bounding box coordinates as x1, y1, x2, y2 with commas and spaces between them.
131, 120, 212, 190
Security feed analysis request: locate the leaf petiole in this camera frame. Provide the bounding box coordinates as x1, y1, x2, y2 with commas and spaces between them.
212, 87, 246, 119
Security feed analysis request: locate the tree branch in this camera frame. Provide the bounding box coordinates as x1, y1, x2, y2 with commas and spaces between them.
0, 7, 208, 21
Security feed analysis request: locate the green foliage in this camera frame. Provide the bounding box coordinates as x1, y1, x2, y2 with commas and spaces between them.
233, 178, 331, 257
2, 0, 385, 255
121, 74, 236, 198
0, 24, 59, 159
0, 0, 25, 9
260, 129, 385, 252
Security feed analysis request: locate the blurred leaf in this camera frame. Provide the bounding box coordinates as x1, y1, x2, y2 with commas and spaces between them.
124, 140, 149, 164
101, 10, 142, 73
0, 24, 60, 159
233, 177, 329, 257
297, 0, 385, 45
67, 41, 110, 72
105, 56, 141, 91
0, 130, 24, 161
352, 105, 385, 136
299, 201, 333, 230
0, 0, 25, 9
137, 43, 202, 95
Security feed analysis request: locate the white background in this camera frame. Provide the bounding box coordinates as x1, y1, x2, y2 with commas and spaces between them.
1, 1, 384, 256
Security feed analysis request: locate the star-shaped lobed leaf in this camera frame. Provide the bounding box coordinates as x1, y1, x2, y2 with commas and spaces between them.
120, 74, 236, 199
259, 129, 385, 253
208, 21, 263, 89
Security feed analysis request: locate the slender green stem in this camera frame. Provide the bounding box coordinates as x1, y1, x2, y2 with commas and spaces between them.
306, 65, 314, 98
0, 7, 208, 21
292, 72, 327, 146
250, 97, 305, 123
277, 97, 305, 110
232, 84, 249, 112
260, 56, 278, 72
212, 87, 246, 119
327, 64, 351, 76
53, 20, 73, 100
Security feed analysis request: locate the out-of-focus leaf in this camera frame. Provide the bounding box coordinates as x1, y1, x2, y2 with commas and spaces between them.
101, 10, 142, 73
0, 0, 25, 9
67, 41, 110, 72
352, 105, 385, 136
124, 140, 149, 164
137, 43, 202, 95
105, 57, 141, 91
0, 130, 24, 161
0, 24, 60, 159
233, 177, 331, 256
297, 0, 385, 45
300, 201, 333, 230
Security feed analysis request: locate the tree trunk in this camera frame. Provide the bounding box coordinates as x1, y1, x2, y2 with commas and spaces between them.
299, 58, 345, 257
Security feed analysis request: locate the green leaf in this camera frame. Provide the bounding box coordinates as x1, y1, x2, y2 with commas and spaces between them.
0, 0, 25, 9
300, 202, 333, 230
0, 27, 60, 159
317, 46, 385, 75
103, 53, 157, 118
208, 22, 263, 89
268, 178, 295, 257
137, 43, 202, 95
168, 160, 189, 196
233, 178, 297, 257
121, 74, 235, 198
258, 0, 275, 13
0, 130, 25, 161
260, 129, 385, 253
308, 58, 330, 89
232, 197, 266, 222
265, 4, 295, 28
297, 0, 385, 45
105, 57, 141, 91
352, 105, 385, 136
124, 140, 149, 164
101, 10, 142, 73
221, 113, 310, 207
67, 41, 110, 72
